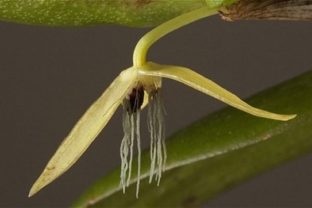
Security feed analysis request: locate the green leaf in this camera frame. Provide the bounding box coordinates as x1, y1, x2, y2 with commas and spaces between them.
73, 70, 312, 207
0, 0, 208, 27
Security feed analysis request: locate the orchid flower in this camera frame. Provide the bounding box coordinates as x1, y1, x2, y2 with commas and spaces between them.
29, 7, 296, 198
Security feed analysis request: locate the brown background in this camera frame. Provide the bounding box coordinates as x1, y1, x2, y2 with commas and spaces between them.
0, 15, 312, 207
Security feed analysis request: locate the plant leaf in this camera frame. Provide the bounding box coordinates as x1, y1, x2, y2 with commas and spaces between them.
73, 70, 312, 207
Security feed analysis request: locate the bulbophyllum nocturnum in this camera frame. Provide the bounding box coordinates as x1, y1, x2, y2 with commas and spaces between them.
29, 7, 296, 198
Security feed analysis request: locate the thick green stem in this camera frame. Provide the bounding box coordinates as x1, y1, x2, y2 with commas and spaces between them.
1, 0, 310, 26
0, 0, 208, 27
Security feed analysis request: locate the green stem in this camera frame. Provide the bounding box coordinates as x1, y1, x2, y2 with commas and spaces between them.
0, 0, 209, 27
133, 7, 218, 67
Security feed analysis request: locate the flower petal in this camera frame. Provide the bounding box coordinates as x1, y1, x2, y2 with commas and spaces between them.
29, 67, 138, 197
140, 63, 296, 121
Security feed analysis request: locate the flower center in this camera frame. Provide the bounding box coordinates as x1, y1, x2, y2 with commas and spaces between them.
120, 79, 166, 198
126, 84, 145, 113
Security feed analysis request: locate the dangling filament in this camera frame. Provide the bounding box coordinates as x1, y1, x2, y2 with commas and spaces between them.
120, 85, 143, 198
120, 83, 166, 197
147, 89, 166, 185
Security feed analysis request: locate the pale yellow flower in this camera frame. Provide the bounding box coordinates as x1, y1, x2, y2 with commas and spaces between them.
29, 7, 296, 198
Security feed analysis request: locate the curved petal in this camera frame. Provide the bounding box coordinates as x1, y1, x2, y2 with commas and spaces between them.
29, 68, 138, 197
140, 63, 296, 121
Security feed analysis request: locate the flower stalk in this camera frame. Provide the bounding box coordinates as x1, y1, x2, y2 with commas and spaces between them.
133, 7, 219, 66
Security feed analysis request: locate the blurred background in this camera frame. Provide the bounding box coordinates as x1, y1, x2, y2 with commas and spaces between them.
0, 14, 312, 207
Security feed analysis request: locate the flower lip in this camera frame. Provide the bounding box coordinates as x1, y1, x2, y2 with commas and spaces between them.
125, 85, 145, 113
